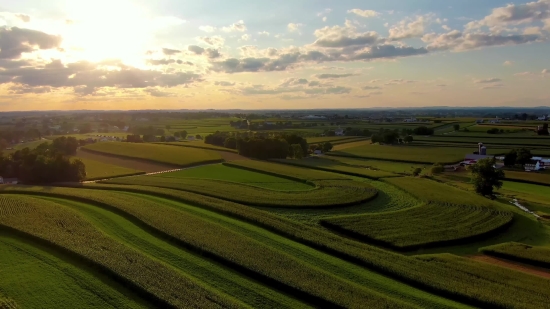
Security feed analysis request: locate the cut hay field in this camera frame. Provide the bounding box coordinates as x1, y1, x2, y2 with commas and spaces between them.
74, 157, 144, 180
329, 144, 494, 164
82, 142, 223, 167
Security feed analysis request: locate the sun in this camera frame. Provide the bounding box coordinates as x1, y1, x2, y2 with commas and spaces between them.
61, 0, 154, 65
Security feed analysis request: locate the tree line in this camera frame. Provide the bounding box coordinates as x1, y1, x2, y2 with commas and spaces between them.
0, 137, 86, 184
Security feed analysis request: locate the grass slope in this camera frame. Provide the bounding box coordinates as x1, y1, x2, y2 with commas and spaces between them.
74, 157, 144, 180
152, 164, 312, 191
82, 142, 223, 167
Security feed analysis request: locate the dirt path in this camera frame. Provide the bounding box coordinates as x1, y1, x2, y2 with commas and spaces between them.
76, 149, 179, 173
470, 255, 550, 279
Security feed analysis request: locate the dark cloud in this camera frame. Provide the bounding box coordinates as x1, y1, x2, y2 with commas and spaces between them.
187, 45, 220, 58
0, 27, 62, 59
188, 45, 205, 54
362, 85, 381, 90
162, 48, 181, 55
214, 81, 236, 86
425, 31, 543, 51
9, 84, 51, 94
144, 87, 177, 97
325, 86, 352, 94
314, 31, 380, 48
316, 73, 355, 79
147, 58, 178, 65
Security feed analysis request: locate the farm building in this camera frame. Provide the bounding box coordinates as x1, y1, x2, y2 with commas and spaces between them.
335, 127, 345, 136
461, 143, 494, 165
0, 177, 18, 184
475, 119, 484, 123
525, 158, 550, 171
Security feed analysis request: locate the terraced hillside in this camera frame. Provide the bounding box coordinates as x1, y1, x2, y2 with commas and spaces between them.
1, 157, 550, 308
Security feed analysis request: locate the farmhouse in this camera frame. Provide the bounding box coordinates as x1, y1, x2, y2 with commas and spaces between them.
525, 157, 550, 171
335, 127, 345, 136
461, 143, 493, 165
537, 115, 548, 121
475, 119, 484, 124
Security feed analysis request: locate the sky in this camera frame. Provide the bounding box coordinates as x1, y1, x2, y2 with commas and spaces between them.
0, 0, 549, 111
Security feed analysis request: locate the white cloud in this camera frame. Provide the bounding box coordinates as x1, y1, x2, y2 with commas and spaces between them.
423, 30, 542, 52
240, 34, 250, 41
221, 20, 247, 32
199, 25, 216, 32
389, 15, 430, 40
288, 23, 304, 33
503, 60, 513, 66
317, 8, 332, 17
197, 36, 225, 47
323, 16, 327, 22
543, 69, 549, 74
474, 78, 502, 83
347, 9, 380, 18
442, 25, 451, 31
258, 31, 270, 36
466, 0, 550, 30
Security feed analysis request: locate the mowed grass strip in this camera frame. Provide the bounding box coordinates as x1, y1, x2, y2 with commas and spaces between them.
0, 234, 149, 309
0, 195, 241, 309
74, 183, 550, 309
272, 158, 398, 179
329, 144, 502, 164
480, 242, 550, 269
36, 196, 307, 309
1, 187, 412, 309
82, 142, 223, 167
321, 203, 513, 250
74, 157, 144, 181
152, 164, 312, 191
105, 176, 377, 208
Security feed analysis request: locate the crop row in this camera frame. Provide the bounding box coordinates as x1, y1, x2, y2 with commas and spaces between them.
321, 203, 514, 250
480, 242, 550, 269
1, 187, 411, 308
68, 183, 550, 309
223, 160, 350, 180
105, 176, 378, 208
0, 195, 239, 309
0, 297, 18, 309
82, 142, 223, 167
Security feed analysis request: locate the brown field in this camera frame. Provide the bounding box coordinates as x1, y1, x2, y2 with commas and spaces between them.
470, 255, 550, 279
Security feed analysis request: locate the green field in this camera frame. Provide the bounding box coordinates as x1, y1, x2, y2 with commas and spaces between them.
158, 141, 239, 153
480, 242, 550, 268
272, 158, 398, 179
327, 156, 430, 175
74, 157, 144, 180
82, 142, 223, 166
329, 143, 500, 164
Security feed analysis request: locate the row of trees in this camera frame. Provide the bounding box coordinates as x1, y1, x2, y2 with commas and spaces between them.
504, 148, 533, 167
0, 137, 86, 183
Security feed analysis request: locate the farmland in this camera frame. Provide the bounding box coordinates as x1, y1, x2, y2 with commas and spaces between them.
81, 142, 223, 167
2, 113, 550, 308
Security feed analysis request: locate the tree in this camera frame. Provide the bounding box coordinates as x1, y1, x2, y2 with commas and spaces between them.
503, 149, 517, 166
413, 126, 434, 135
537, 123, 549, 136
224, 137, 237, 149
322, 142, 333, 153
160, 135, 166, 142
180, 130, 188, 139
470, 158, 505, 198
291, 144, 304, 159
516, 148, 532, 166
412, 168, 422, 176
453, 124, 460, 131
430, 163, 444, 174
404, 135, 413, 143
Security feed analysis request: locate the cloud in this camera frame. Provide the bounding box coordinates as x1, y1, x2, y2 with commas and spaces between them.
288, 23, 303, 33
347, 9, 380, 18
186, 45, 220, 58
15, 14, 30, 23
474, 78, 502, 83
214, 81, 235, 86
188, 45, 205, 54
466, 0, 550, 30
384, 79, 417, 85
481, 84, 504, 89
144, 87, 177, 97
199, 25, 216, 32
351, 44, 428, 60
325, 86, 351, 94
147, 58, 183, 65
389, 15, 430, 40
543, 69, 549, 74
0, 27, 62, 59
322, 17, 327, 22
280, 78, 309, 87
362, 85, 381, 90
423, 30, 542, 51
258, 31, 270, 36
315, 73, 355, 79
503, 60, 514, 66
197, 36, 225, 47
9, 84, 51, 94
240, 34, 250, 41
313, 24, 380, 47
221, 20, 247, 32
162, 48, 181, 55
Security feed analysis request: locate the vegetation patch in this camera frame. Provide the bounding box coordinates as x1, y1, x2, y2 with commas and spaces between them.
480, 242, 550, 268
74, 157, 144, 180
82, 142, 223, 167
322, 203, 513, 250
272, 158, 398, 179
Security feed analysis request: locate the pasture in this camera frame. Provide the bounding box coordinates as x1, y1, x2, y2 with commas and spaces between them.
81, 142, 223, 167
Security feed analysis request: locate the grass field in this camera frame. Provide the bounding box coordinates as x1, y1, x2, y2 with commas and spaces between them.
320, 156, 430, 175
150, 164, 313, 191
329, 143, 501, 164
480, 242, 550, 269
504, 170, 550, 186
158, 141, 238, 153
82, 142, 223, 166
272, 158, 398, 179
74, 157, 144, 180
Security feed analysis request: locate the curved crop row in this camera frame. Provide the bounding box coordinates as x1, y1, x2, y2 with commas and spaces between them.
0, 297, 18, 309
60, 183, 550, 309
321, 203, 514, 250
480, 242, 550, 269
104, 176, 378, 208
0, 195, 240, 309
0, 187, 410, 309
104, 160, 378, 208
